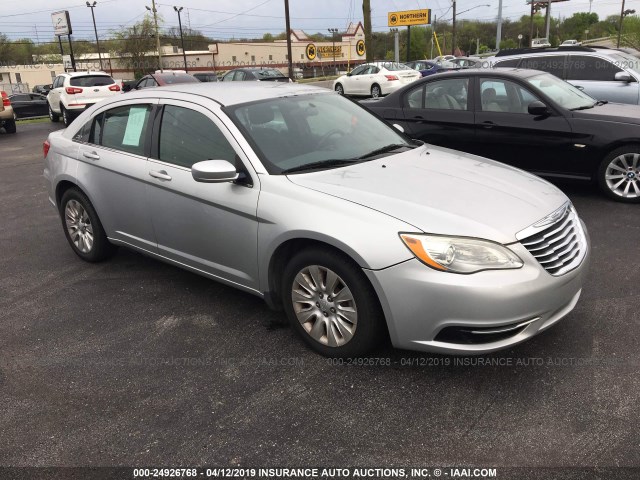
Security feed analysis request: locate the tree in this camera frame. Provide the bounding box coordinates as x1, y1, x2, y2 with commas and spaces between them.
111, 17, 158, 78
621, 15, 640, 50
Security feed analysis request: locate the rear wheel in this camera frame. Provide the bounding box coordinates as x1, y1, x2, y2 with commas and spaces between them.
597, 145, 640, 203
3, 119, 16, 134
282, 247, 385, 357
59, 188, 117, 262
335, 83, 344, 95
371, 84, 381, 98
49, 104, 59, 122
61, 106, 71, 127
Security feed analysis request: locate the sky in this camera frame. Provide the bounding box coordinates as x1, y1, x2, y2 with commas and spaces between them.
1, 0, 637, 43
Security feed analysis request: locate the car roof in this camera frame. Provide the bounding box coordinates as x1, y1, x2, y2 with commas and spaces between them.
417, 68, 547, 80
114, 82, 331, 107
494, 46, 621, 58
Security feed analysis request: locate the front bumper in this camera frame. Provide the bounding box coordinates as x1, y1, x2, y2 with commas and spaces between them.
365, 222, 590, 355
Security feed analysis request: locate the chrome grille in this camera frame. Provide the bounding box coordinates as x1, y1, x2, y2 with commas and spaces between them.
518, 204, 586, 276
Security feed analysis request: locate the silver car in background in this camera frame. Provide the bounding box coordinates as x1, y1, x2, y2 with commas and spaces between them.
43, 83, 590, 357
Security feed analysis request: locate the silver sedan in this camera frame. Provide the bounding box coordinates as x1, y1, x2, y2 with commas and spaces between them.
43, 82, 590, 357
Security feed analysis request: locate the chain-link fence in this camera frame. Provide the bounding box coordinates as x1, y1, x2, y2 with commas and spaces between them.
0, 83, 30, 94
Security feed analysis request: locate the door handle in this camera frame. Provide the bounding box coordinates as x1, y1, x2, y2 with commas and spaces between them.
82, 151, 100, 160
481, 121, 496, 129
412, 115, 426, 124
149, 170, 172, 181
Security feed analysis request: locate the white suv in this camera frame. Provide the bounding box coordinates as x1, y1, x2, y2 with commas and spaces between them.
47, 71, 121, 126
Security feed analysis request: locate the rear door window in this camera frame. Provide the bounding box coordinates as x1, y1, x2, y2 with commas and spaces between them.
519, 55, 566, 78
97, 105, 152, 156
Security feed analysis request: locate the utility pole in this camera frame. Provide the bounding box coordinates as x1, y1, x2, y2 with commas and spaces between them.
496, 0, 503, 50
174, 6, 188, 72
529, 0, 535, 46
407, 26, 411, 62
328, 28, 338, 74
146, 0, 163, 72
86, 2, 104, 72
284, 0, 293, 80
390, 28, 399, 63
362, 0, 373, 62
544, 0, 552, 40
430, 15, 436, 59
451, 0, 457, 56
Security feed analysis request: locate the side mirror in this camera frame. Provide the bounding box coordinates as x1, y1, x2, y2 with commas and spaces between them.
122, 84, 132, 92
615, 71, 632, 83
192, 160, 239, 183
393, 123, 405, 133
528, 100, 550, 116
346, 72, 352, 77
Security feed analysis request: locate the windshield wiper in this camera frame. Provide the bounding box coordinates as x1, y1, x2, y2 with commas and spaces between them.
357, 143, 415, 160
570, 103, 597, 111
281, 159, 358, 174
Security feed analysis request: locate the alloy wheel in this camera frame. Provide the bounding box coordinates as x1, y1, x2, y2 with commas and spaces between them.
371, 85, 381, 98
605, 153, 640, 199
65, 199, 94, 253
291, 265, 357, 347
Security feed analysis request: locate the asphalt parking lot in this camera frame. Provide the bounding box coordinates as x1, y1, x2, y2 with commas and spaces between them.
1, 121, 639, 476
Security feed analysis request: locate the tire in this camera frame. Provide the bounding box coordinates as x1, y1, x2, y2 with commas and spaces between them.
281, 247, 385, 357
49, 104, 59, 122
61, 106, 71, 127
335, 83, 344, 95
597, 145, 640, 203
3, 119, 16, 134
59, 188, 117, 262
371, 84, 381, 98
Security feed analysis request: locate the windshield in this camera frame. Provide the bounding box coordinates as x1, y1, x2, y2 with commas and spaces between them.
526, 73, 596, 110
157, 74, 198, 84
227, 93, 412, 174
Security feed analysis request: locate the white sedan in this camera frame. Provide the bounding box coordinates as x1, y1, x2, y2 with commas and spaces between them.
333, 62, 421, 98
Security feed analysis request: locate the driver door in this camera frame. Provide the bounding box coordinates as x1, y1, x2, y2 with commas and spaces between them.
145, 99, 261, 291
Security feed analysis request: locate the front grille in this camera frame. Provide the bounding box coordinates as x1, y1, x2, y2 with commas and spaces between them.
519, 205, 586, 276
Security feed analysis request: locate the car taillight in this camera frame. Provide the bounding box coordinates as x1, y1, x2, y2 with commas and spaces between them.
65, 87, 83, 94
109, 84, 121, 92
1, 91, 10, 107
384, 75, 399, 81
43, 140, 51, 158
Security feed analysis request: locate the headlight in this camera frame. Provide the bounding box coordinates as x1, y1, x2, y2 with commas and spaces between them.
400, 234, 523, 274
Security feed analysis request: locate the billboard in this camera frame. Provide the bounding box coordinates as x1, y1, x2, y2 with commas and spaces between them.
388, 9, 432, 27
51, 11, 72, 36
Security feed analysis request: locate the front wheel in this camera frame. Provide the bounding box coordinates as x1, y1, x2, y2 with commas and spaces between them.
371, 84, 381, 98
282, 248, 385, 357
49, 104, 59, 122
597, 146, 640, 203
59, 188, 117, 262
335, 83, 344, 95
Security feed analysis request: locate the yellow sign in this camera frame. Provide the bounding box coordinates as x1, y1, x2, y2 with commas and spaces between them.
305, 43, 317, 61
356, 40, 366, 56
388, 9, 431, 27
318, 45, 342, 56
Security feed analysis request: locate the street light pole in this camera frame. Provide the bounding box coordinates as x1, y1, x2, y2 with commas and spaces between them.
173, 6, 188, 72
496, 0, 503, 50
146, 0, 163, 72
86, 2, 104, 72
617, 0, 636, 48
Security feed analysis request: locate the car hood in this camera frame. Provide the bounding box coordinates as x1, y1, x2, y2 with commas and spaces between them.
287, 145, 567, 244
571, 102, 640, 124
